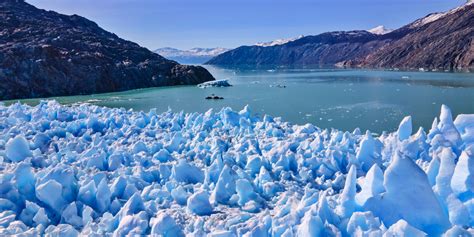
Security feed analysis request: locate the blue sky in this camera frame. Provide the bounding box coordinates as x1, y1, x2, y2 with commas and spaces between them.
28, 0, 465, 50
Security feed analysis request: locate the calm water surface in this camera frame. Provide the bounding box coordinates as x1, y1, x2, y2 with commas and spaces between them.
5, 66, 474, 133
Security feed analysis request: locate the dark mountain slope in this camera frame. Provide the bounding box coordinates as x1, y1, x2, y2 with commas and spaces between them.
0, 0, 214, 100
352, 3, 474, 70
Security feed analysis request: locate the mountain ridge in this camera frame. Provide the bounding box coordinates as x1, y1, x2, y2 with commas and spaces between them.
207, 2, 474, 71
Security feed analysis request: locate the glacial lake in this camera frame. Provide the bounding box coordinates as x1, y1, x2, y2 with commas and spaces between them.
4, 66, 474, 133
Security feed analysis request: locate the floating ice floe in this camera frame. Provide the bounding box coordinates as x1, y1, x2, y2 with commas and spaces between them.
198, 79, 232, 88
0, 101, 473, 236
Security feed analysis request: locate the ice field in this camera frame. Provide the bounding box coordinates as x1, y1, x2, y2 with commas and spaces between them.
0, 101, 473, 236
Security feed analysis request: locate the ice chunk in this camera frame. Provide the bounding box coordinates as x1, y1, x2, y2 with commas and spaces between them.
37, 166, 78, 203
443, 225, 471, 237
438, 105, 462, 148
19, 201, 40, 226
44, 224, 79, 237
432, 148, 470, 226
297, 212, 323, 236
78, 180, 97, 208
434, 147, 457, 198
397, 116, 412, 141
5, 135, 32, 162
198, 79, 232, 88
346, 211, 381, 235
365, 153, 450, 236
316, 192, 338, 225
211, 165, 237, 204
235, 179, 255, 206
33, 133, 50, 151
383, 219, 426, 237
82, 205, 93, 226
445, 194, 470, 226
454, 114, 474, 133
150, 212, 184, 237
62, 202, 83, 228
187, 190, 213, 216
454, 114, 474, 144
96, 178, 111, 213
33, 207, 49, 226
171, 186, 189, 205
111, 176, 127, 199
355, 131, 381, 172
87, 116, 105, 133
153, 149, 173, 162
172, 159, 204, 184
426, 156, 440, 187
246, 156, 262, 176
36, 179, 67, 213
338, 165, 357, 218
114, 212, 149, 236
116, 193, 145, 219
132, 141, 148, 154
14, 162, 36, 200
356, 164, 384, 206
451, 146, 474, 199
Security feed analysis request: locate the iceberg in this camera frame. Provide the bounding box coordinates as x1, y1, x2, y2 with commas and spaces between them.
5, 135, 31, 162
187, 190, 213, 216
197, 79, 232, 88
0, 101, 472, 236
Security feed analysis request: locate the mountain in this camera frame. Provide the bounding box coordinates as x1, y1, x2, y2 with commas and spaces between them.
207, 2, 474, 71
155, 47, 229, 64
0, 0, 214, 100
255, 35, 305, 47
206, 30, 393, 67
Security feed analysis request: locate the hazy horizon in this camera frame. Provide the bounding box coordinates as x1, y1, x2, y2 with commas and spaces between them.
27, 0, 465, 50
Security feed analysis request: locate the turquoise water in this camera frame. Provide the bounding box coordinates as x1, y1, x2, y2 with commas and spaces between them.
5, 66, 474, 133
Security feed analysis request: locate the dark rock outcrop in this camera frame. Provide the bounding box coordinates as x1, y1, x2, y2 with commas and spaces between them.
0, 0, 214, 100
207, 3, 474, 71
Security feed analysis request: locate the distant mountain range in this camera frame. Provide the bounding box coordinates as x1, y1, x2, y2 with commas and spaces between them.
155, 47, 229, 64
0, 0, 214, 100
255, 35, 305, 47
207, 2, 474, 71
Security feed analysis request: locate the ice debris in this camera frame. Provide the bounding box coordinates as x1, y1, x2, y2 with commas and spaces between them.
0, 101, 473, 236
198, 79, 232, 88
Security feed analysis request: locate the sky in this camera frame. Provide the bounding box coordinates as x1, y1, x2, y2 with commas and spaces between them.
27, 0, 465, 50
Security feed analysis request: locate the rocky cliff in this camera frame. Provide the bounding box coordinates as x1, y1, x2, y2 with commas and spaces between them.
0, 0, 214, 100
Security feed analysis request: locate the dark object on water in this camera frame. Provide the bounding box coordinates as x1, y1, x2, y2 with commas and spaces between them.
270, 84, 286, 88
205, 94, 224, 100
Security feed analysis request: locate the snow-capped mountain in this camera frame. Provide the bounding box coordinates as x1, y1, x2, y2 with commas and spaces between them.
155, 47, 229, 64
255, 35, 304, 47
368, 25, 393, 35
